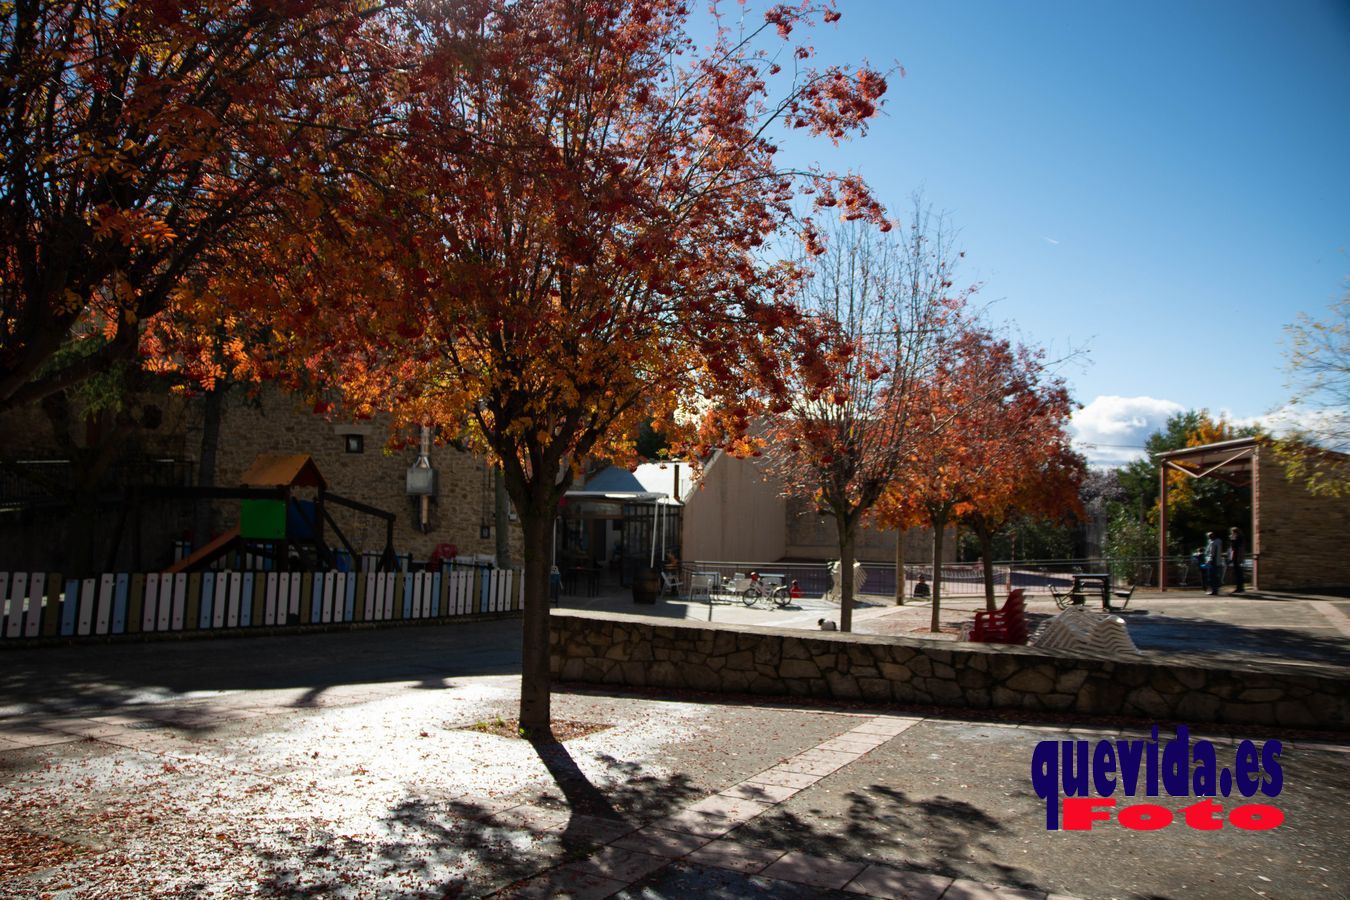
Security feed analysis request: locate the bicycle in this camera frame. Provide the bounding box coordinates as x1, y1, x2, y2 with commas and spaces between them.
727, 573, 791, 608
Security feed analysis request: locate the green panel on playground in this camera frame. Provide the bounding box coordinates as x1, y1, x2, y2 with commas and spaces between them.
239, 500, 287, 540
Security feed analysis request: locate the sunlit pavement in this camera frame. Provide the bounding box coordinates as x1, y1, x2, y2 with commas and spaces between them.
1, 610, 1346, 897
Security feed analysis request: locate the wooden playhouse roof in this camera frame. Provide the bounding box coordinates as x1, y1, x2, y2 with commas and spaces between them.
239, 453, 327, 490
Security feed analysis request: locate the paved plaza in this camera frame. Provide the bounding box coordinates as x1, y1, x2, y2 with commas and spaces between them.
1, 590, 1347, 898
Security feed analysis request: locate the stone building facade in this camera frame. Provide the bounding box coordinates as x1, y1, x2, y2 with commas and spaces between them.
198, 386, 524, 566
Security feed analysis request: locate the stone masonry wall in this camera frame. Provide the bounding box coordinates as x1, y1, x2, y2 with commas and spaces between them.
203, 385, 524, 565
550, 611, 1349, 731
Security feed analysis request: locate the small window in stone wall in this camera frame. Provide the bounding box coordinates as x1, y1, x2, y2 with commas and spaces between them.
344, 434, 364, 454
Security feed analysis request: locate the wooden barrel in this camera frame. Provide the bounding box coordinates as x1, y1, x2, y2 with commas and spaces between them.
632, 569, 660, 604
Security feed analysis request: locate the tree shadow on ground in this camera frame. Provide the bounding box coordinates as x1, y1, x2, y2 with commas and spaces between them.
730, 783, 1036, 890
1123, 611, 1350, 667
248, 735, 707, 897
243, 743, 1054, 898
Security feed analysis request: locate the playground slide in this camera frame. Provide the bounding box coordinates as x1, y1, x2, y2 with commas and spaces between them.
164, 526, 241, 574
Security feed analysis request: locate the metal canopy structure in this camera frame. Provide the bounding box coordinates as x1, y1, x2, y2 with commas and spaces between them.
1155, 438, 1258, 591
1154, 436, 1350, 591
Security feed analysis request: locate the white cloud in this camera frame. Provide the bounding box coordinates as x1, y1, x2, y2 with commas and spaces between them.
1230, 404, 1350, 453
1071, 395, 1186, 467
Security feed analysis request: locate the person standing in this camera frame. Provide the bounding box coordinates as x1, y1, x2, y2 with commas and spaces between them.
1202, 532, 1224, 595
1228, 526, 1246, 594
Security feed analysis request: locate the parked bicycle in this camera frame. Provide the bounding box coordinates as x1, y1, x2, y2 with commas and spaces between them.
725, 572, 791, 608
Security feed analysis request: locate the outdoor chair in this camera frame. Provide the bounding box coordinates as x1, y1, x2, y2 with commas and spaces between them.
1109, 583, 1137, 611
1049, 584, 1075, 610
970, 589, 1028, 645
660, 571, 680, 596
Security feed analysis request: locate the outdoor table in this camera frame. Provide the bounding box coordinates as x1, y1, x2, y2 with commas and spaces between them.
1071, 573, 1112, 608
758, 572, 787, 589
688, 571, 719, 602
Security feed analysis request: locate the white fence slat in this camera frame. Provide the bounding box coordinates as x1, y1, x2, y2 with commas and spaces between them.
94, 574, 113, 634
78, 577, 95, 635
158, 573, 173, 630
171, 573, 187, 630
0, 573, 8, 637
322, 573, 335, 624
265, 573, 279, 626
383, 573, 395, 620
26, 572, 46, 637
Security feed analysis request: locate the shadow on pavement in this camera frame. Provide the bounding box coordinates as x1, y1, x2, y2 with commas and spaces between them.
1125, 613, 1350, 667
0, 619, 525, 735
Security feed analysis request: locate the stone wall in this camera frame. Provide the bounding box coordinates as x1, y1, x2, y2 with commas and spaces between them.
205, 385, 524, 565
1252, 445, 1350, 591
550, 611, 1348, 731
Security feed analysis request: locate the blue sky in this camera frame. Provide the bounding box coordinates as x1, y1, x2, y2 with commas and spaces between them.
751, 0, 1350, 464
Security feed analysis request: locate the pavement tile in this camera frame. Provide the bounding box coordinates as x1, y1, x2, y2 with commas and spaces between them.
849, 718, 921, 737
843, 862, 953, 899
815, 737, 885, 754
503, 867, 628, 899
616, 860, 844, 899
942, 878, 1046, 899
651, 808, 741, 838
564, 846, 670, 883
686, 839, 787, 874
684, 794, 773, 821
779, 755, 851, 776
746, 767, 823, 789
558, 815, 639, 843
719, 781, 800, 803
761, 850, 867, 889
0, 729, 83, 747
792, 748, 861, 765
610, 826, 709, 858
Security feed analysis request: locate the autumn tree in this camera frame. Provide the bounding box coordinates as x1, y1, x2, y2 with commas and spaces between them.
960, 441, 1084, 608
760, 204, 968, 632
878, 328, 1071, 628
253, 0, 890, 732
0, 0, 391, 412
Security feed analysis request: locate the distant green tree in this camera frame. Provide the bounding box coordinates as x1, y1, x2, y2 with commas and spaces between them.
1112, 410, 1255, 552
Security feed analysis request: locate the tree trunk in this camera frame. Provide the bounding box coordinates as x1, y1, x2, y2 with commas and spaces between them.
838, 530, 855, 632
894, 527, 906, 606
929, 512, 948, 633
194, 385, 224, 546
494, 465, 512, 569
517, 505, 554, 735
977, 522, 997, 611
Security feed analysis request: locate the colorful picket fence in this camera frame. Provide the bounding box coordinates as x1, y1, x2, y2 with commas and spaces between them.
0, 567, 523, 642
